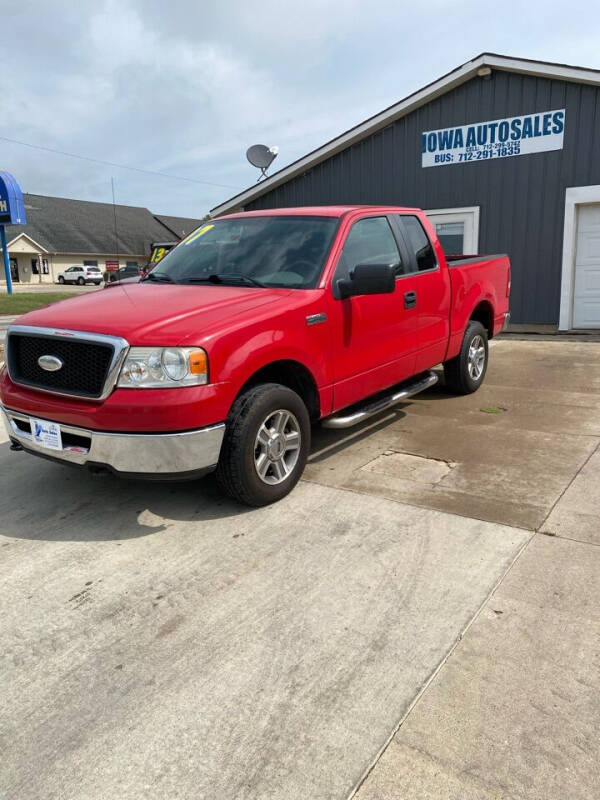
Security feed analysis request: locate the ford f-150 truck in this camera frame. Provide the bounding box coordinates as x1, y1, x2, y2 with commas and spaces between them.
1, 206, 510, 506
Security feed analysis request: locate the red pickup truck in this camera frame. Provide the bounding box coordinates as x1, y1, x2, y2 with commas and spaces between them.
1, 207, 510, 506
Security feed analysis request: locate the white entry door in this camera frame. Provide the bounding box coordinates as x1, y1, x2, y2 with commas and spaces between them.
573, 204, 600, 328
425, 206, 479, 256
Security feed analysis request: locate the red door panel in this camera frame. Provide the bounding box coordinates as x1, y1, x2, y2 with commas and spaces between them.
395, 214, 451, 373
412, 269, 451, 371
326, 214, 418, 411
328, 287, 418, 410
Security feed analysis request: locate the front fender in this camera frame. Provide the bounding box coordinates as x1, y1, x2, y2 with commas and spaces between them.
206, 302, 333, 415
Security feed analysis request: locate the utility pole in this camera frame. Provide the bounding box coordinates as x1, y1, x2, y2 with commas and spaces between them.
111, 177, 119, 263
0, 224, 13, 294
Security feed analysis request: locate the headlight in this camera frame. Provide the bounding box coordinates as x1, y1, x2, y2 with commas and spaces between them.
118, 347, 208, 388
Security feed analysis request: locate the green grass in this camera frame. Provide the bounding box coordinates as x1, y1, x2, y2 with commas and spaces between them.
0, 292, 77, 315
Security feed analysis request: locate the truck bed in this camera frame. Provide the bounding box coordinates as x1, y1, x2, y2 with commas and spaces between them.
445, 252, 511, 358
445, 253, 508, 267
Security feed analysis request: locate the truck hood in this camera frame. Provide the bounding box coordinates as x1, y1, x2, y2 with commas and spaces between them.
16, 283, 293, 346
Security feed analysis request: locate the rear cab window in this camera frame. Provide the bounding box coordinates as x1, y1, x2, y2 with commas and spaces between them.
395, 215, 437, 272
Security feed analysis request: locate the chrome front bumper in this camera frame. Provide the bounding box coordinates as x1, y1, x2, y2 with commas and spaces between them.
1, 405, 225, 478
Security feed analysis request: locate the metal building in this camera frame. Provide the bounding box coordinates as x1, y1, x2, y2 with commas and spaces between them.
211, 54, 600, 329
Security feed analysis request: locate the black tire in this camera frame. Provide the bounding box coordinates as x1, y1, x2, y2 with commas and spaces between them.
58, 276, 65, 284
77, 277, 85, 285
443, 320, 488, 394
94, 281, 102, 286
216, 383, 310, 507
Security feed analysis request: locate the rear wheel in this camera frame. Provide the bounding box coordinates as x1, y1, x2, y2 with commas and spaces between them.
77, 277, 85, 285
444, 320, 488, 394
216, 383, 310, 506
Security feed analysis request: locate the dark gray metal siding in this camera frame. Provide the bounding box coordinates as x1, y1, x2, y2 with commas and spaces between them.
245, 70, 600, 324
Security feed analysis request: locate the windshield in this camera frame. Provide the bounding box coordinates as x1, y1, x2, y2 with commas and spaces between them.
149, 215, 339, 288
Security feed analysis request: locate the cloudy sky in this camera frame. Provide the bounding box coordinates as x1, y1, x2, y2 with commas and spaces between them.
2, 0, 599, 218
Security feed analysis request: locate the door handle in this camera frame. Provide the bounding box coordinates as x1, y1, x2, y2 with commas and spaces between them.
404, 290, 417, 309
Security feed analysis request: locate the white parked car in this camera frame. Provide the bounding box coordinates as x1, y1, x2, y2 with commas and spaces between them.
57, 265, 103, 286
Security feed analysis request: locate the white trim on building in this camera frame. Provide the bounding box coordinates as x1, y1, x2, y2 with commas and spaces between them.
560, 185, 600, 330
424, 206, 480, 254
6, 232, 49, 254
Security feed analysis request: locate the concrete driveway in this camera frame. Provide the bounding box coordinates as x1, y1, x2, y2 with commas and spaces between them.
1, 338, 598, 799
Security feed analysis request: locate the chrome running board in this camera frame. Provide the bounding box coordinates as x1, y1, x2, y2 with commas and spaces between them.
322, 371, 438, 429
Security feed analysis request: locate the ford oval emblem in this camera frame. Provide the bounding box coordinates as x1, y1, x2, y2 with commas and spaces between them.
38, 355, 64, 372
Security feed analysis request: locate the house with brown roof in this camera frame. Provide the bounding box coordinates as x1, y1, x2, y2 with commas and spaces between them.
0, 194, 202, 285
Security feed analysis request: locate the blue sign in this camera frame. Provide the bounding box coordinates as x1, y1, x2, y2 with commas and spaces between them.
0, 171, 26, 293
0, 171, 26, 224
422, 109, 566, 168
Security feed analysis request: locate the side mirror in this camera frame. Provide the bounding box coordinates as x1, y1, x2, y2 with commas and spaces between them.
337, 263, 396, 299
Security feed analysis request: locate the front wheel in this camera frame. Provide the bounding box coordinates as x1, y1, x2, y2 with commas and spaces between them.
58, 276, 65, 284
443, 320, 488, 394
216, 383, 310, 506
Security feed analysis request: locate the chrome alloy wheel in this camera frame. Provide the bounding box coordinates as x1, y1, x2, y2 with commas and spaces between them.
254, 409, 301, 485
468, 334, 486, 380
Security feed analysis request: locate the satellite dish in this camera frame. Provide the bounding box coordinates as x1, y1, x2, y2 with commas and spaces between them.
246, 144, 279, 180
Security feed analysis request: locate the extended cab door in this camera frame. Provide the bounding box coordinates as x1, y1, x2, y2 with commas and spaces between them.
327, 213, 418, 411
392, 213, 451, 372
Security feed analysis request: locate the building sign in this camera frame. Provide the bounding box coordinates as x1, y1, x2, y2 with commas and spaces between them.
105, 260, 120, 271
422, 109, 565, 168
0, 171, 27, 224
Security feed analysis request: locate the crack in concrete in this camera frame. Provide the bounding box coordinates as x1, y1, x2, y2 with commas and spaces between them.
536, 440, 600, 537
346, 532, 535, 800
343, 434, 600, 799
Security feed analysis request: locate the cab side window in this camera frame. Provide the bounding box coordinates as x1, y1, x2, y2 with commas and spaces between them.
336, 216, 402, 285
399, 215, 437, 272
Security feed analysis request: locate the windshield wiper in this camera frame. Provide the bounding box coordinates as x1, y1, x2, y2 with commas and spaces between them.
142, 272, 174, 283
185, 273, 266, 288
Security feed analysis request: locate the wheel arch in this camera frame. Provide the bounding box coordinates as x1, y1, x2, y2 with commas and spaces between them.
469, 300, 495, 339
236, 359, 321, 421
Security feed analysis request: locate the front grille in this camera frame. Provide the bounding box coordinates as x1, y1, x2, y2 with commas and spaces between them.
7, 333, 114, 398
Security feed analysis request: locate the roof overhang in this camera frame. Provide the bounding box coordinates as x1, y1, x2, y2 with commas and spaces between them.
210, 52, 600, 217
4, 232, 48, 253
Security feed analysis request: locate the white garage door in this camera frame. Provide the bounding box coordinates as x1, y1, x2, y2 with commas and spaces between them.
573, 204, 600, 328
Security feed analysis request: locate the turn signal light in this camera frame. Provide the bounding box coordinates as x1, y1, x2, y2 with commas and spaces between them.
189, 349, 208, 375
